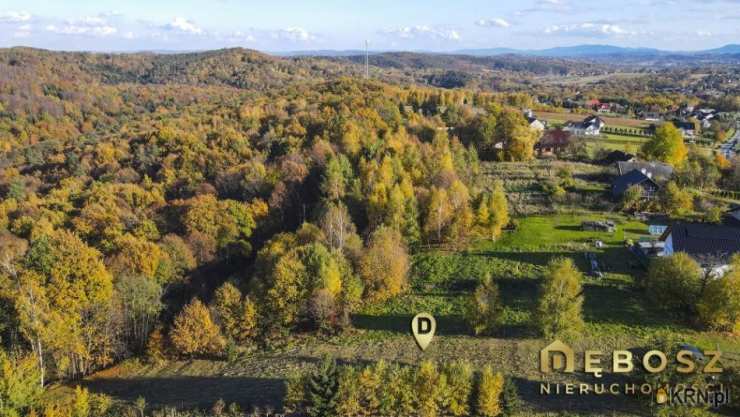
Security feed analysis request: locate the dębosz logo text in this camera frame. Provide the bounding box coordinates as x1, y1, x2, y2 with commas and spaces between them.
538, 340, 731, 408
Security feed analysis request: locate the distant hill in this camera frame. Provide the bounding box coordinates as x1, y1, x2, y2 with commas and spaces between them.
457, 45, 664, 57
274, 50, 377, 57
455, 44, 740, 59
702, 44, 740, 55
281, 44, 740, 63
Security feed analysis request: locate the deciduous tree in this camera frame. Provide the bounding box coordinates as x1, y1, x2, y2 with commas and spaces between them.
535, 257, 584, 340
170, 298, 225, 357
641, 123, 687, 167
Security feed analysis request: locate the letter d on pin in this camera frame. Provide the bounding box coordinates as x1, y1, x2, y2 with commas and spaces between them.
411, 312, 436, 351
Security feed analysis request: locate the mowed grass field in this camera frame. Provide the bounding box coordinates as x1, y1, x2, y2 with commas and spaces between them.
584, 133, 651, 154
537, 111, 652, 129
67, 213, 740, 416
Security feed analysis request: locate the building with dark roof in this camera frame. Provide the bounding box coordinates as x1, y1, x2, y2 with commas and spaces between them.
612, 169, 660, 198
616, 161, 674, 182
660, 222, 740, 276
564, 115, 605, 136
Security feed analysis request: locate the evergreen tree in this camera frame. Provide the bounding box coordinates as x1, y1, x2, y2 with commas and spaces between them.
501, 376, 521, 416
306, 357, 340, 417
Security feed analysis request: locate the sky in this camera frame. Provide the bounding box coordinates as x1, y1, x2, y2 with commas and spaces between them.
0, 0, 738, 52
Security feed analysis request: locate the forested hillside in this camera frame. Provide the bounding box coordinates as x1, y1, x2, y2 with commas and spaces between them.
0, 47, 539, 412
1, 48, 738, 417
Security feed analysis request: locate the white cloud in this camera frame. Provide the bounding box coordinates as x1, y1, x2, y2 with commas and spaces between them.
46, 24, 117, 37
46, 16, 118, 37
517, 0, 571, 16
225, 31, 257, 43
383, 25, 461, 41
100, 10, 123, 18
13, 24, 31, 38
0, 11, 31, 23
272, 27, 315, 42
161, 17, 203, 35
696, 30, 713, 37
476, 18, 511, 28
544, 22, 634, 37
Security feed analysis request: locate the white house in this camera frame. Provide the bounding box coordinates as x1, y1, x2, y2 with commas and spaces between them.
564, 115, 605, 136
524, 109, 546, 132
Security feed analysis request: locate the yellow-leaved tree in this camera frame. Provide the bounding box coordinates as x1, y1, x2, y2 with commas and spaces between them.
170, 298, 225, 357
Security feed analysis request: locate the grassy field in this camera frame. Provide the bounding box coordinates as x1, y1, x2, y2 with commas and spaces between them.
537, 111, 651, 129
583, 133, 651, 154
64, 212, 740, 416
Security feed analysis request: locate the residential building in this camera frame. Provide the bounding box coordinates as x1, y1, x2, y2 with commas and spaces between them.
524, 109, 546, 131
616, 161, 674, 182
564, 115, 605, 136
660, 222, 740, 277
611, 169, 660, 199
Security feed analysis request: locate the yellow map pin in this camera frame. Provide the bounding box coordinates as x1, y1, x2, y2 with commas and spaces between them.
411, 312, 436, 351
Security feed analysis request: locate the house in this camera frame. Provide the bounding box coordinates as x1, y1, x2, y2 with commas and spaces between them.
611, 169, 660, 199
641, 112, 663, 121
585, 98, 601, 110
564, 115, 605, 136
524, 109, 546, 131
535, 128, 572, 157
597, 103, 611, 113
671, 119, 696, 139
660, 222, 740, 277
529, 117, 546, 131
616, 161, 674, 182
726, 205, 740, 224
